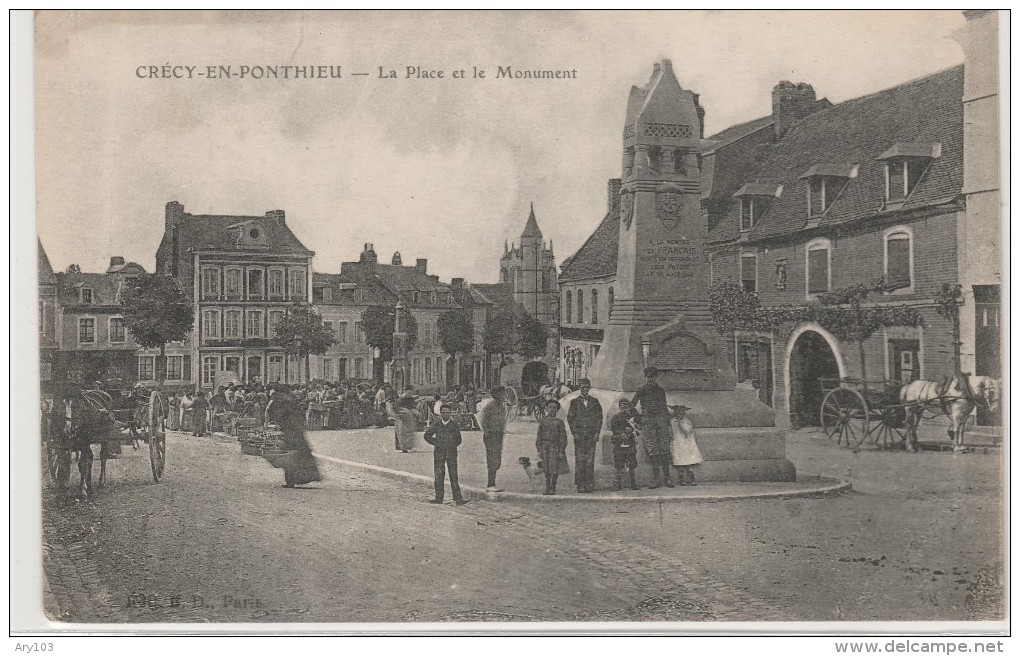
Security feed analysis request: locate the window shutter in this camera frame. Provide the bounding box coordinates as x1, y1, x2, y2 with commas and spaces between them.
808, 249, 829, 293
888, 162, 905, 201
886, 238, 911, 290
183, 355, 192, 381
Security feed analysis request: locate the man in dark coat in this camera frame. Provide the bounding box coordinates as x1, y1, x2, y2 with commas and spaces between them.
423, 404, 468, 505
566, 378, 603, 493
630, 366, 673, 489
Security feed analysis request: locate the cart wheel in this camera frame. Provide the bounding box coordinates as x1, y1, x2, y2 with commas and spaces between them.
148, 392, 166, 483
867, 405, 907, 449
502, 388, 519, 422
820, 388, 869, 448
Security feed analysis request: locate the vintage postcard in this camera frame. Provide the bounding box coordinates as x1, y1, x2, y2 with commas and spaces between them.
14, 9, 1007, 638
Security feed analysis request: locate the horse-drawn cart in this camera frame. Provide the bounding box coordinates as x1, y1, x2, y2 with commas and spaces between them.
45, 388, 167, 495
820, 374, 1000, 452
819, 378, 907, 449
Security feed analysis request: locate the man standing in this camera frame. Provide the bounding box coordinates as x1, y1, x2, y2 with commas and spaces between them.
630, 366, 673, 489
479, 386, 508, 492
423, 404, 468, 506
566, 378, 603, 493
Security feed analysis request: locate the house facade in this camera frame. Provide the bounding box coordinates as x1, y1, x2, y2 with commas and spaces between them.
557, 179, 620, 385
53, 258, 149, 386
309, 271, 383, 383
155, 201, 314, 389
38, 240, 59, 393
706, 12, 999, 427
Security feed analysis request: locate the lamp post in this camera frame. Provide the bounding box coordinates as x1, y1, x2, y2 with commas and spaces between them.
294, 333, 304, 383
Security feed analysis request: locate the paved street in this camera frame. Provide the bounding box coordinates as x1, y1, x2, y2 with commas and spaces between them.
42, 426, 1003, 624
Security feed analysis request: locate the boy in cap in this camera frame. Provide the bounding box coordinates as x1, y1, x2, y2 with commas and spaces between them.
535, 399, 568, 495
610, 398, 640, 491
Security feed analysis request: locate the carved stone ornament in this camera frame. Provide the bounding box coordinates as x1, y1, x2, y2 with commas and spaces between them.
620, 192, 634, 230
656, 191, 683, 230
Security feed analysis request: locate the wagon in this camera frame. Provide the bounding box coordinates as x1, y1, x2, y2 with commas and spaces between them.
819, 378, 908, 449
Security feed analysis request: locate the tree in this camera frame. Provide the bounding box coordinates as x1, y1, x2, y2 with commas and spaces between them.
120, 274, 194, 385
64, 264, 82, 274
482, 306, 519, 368
273, 303, 336, 383
438, 309, 475, 356
516, 310, 549, 360
934, 283, 963, 373
361, 305, 418, 363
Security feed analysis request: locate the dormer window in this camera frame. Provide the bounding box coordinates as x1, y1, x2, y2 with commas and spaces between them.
799, 165, 857, 218
733, 182, 779, 231
80, 288, 93, 304
878, 144, 938, 203
319, 287, 333, 302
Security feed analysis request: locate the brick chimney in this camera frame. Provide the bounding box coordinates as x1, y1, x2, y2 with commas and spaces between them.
392, 252, 403, 266
265, 209, 285, 224
451, 277, 464, 289
165, 201, 184, 231
607, 178, 622, 213
108, 256, 125, 270
772, 81, 817, 139
360, 243, 378, 266
416, 258, 427, 274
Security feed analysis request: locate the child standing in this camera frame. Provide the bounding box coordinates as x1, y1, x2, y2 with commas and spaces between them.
535, 399, 568, 495
669, 404, 703, 486
610, 398, 640, 491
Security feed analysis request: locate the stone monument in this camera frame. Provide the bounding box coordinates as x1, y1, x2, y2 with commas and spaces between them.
565, 60, 795, 483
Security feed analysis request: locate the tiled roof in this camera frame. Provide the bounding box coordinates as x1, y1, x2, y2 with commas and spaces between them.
312, 272, 390, 306
56, 272, 134, 307
710, 65, 964, 243
705, 114, 773, 149
472, 283, 519, 313
176, 214, 312, 254
38, 239, 56, 285
558, 198, 620, 283
339, 262, 458, 309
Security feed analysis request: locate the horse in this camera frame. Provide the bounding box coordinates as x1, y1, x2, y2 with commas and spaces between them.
900, 374, 1000, 453
50, 388, 120, 497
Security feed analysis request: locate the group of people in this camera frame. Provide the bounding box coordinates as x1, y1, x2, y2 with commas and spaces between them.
425, 366, 703, 501
528, 368, 702, 495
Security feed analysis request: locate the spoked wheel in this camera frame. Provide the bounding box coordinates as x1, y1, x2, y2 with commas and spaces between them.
148, 392, 166, 483
867, 405, 907, 449
821, 388, 870, 448
502, 388, 519, 422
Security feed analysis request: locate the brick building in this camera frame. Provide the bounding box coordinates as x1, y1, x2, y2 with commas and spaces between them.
706, 11, 1000, 427
155, 201, 314, 389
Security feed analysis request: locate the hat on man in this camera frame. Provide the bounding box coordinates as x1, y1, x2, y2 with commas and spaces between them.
643, 366, 659, 377
578, 378, 591, 386
618, 397, 631, 406
545, 399, 562, 410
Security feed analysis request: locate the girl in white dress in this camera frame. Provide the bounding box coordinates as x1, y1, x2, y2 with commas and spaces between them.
669, 404, 703, 486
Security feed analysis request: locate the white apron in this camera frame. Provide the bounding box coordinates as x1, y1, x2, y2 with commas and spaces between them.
670, 416, 704, 466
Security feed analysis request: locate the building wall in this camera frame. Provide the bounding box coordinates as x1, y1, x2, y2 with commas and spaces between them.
309, 304, 375, 382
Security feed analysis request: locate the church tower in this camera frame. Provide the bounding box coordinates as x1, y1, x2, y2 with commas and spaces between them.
499, 203, 559, 351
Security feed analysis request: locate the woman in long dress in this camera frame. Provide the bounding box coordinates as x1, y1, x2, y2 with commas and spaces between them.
668, 404, 703, 486
265, 385, 322, 488
393, 396, 418, 453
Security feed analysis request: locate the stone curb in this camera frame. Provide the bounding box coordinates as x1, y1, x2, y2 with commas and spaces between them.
311, 452, 852, 503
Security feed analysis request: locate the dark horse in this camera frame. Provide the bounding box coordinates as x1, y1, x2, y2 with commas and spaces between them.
48, 388, 120, 497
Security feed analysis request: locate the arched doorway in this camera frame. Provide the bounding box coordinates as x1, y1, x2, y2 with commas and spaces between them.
521, 361, 550, 397
788, 329, 841, 427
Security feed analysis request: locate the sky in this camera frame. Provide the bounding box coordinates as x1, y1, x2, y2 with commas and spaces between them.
33, 10, 968, 284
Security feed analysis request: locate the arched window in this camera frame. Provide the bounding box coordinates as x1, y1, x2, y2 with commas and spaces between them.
806, 238, 832, 296
591, 290, 599, 324
565, 291, 572, 323
608, 287, 614, 320
577, 291, 585, 324
883, 226, 913, 293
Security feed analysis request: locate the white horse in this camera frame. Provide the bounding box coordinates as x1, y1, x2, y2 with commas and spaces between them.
900, 374, 1000, 452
